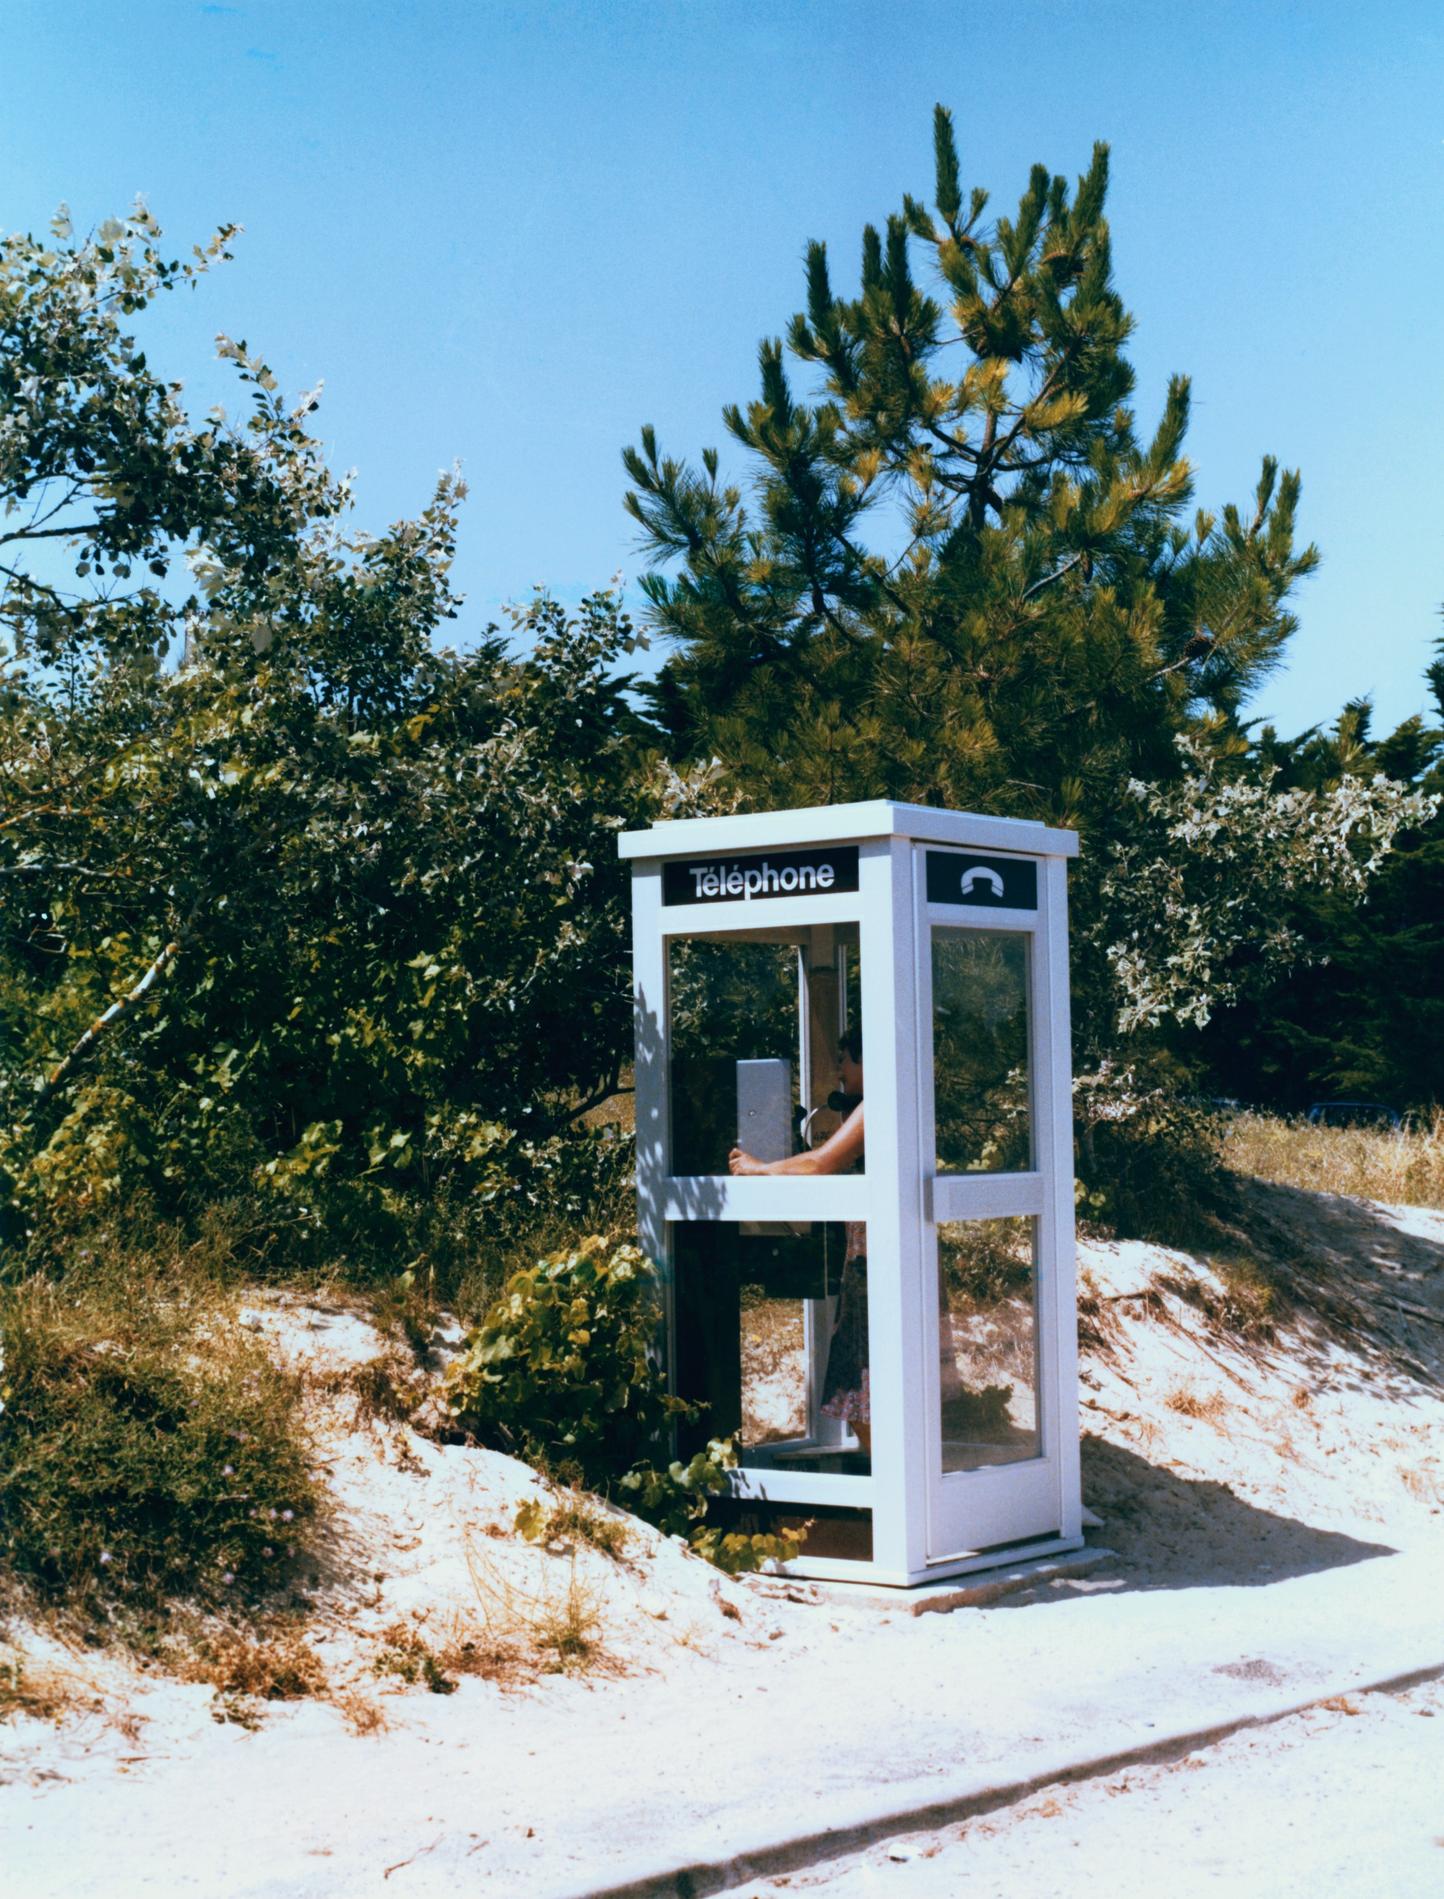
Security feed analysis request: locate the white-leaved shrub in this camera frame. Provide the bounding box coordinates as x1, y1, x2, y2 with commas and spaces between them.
1099, 737, 1438, 1035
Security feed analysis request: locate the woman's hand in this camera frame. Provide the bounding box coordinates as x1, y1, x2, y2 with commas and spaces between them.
727, 1103, 864, 1178
728, 1147, 769, 1176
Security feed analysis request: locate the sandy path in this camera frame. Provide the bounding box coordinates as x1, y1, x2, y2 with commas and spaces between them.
717, 1676, 1444, 1899
4, 1546, 1440, 1898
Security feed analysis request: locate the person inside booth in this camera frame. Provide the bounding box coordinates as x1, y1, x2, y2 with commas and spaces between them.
728, 1028, 871, 1447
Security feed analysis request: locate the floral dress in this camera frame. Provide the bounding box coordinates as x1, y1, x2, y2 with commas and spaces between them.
819, 1218, 869, 1424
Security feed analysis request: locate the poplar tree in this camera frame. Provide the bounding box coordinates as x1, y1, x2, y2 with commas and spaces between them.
623, 107, 1317, 829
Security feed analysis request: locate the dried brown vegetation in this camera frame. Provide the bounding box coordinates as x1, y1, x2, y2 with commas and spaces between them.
178, 1618, 328, 1708
320, 1349, 424, 1426
1163, 1385, 1230, 1426
0, 1642, 96, 1725
1223, 1110, 1444, 1210
460, 1533, 612, 1681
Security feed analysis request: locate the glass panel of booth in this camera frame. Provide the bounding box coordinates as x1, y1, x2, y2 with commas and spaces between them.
936, 1216, 1042, 1470
930, 926, 1034, 1174
672, 1220, 871, 1475
666, 922, 864, 1178
662, 919, 871, 1479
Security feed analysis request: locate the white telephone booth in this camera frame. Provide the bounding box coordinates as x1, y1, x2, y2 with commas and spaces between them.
619, 801, 1083, 1586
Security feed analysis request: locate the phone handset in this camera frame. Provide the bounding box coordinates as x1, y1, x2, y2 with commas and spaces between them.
961, 866, 1005, 899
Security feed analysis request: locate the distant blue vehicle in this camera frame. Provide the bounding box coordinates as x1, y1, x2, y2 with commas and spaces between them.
1307, 1100, 1402, 1131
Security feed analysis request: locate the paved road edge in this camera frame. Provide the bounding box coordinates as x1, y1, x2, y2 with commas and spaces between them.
564, 1658, 1444, 1899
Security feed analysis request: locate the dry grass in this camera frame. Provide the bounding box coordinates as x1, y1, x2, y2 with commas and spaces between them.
371, 1610, 565, 1694
332, 1687, 388, 1735
317, 1349, 423, 1426
459, 1532, 612, 1681
178, 1619, 328, 1704
432, 1625, 539, 1685
363, 1528, 616, 1698
1204, 1256, 1278, 1338
1163, 1384, 1230, 1426
529, 1560, 605, 1672
1223, 1110, 1444, 1209
1400, 1465, 1443, 1506
0, 1642, 98, 1725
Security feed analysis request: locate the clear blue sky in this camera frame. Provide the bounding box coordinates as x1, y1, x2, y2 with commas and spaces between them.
5, 0, 1442, 737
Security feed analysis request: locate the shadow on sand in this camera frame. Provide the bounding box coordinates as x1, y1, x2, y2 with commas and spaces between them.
1049, 1436, 1398, 1596
1002, 1177, 1440, 1606
1223, 1175, 1444, 1390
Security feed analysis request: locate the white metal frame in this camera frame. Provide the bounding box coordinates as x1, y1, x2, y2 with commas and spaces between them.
621, 800, 1081, 1587
913, 848, 1081, 1562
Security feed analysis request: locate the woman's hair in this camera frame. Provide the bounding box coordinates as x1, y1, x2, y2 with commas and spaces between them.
838, 1024, 863, 1063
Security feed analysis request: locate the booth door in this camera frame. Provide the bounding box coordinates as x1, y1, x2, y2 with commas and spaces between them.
915, 848, 1068, 1562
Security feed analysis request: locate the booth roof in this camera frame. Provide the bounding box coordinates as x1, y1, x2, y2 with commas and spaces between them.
616, 799, 1079, 862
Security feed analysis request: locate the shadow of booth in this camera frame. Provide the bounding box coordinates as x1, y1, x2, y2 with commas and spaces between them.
1017, 1436, 1399, 1598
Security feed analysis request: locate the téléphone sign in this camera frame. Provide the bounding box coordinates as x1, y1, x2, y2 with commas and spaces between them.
662, 845, 860, 907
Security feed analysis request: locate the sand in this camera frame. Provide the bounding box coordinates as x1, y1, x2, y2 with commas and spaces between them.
715, 1675, 1444, 1898
3, 1177, 1443, 1896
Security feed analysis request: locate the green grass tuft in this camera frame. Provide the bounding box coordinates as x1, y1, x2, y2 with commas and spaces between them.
0, 1267, 318, 1633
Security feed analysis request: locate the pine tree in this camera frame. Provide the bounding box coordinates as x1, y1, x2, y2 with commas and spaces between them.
623, 106, 1316, 830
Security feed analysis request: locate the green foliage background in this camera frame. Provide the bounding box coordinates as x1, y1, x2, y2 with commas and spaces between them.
1198, 695, 1444, 1111
0, 208, 674, 1279
1, 126, 1439, 1300
0, 124, 1439, 1632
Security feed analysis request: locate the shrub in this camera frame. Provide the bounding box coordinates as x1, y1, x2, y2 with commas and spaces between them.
445, 1237, 801, 1573
5, 1111, 634, 1334
443, 1237, 679, 1483
513, 1492, 631, 1561
0, 209, 682, 1270
0, 573, 668, 1279
0, 1270, 317, 1628
1074, 1065, 1225, 1243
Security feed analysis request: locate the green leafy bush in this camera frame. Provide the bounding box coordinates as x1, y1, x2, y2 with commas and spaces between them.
1074, 1065, 1225, 1244
0, 580, 663, 1270
617, 1450, 803, 1575
444, 1238, 677, 1478
0, 1271, 316, 1627
445, 1237, 802, 1573
0, 212, 703, 1274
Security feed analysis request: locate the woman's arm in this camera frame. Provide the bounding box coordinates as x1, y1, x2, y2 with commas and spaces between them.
729, 1103, 865, 1177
